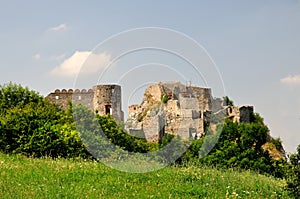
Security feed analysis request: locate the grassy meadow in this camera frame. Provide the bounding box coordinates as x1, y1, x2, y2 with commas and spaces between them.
0, 153, 290, 199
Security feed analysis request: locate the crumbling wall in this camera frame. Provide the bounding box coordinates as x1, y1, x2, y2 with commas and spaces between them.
226, 105, 254, 123
93, 85, 123, 121
239, 106, 254, 123
128, 105, 141, 115
46, 84, 124, 121
191, 87, 212, 110
46, 89, 94, 110
212, 97, 226, 112
141, 105, 165, 142
125, 82, 210, 142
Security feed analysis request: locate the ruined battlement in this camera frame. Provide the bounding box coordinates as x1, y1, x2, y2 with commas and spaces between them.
46, 84, 123, 121
128, 105, 141, 114
52, 88, 94, 94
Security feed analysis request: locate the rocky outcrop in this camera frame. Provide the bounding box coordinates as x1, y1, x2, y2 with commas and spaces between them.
127, 82, 216, 142
126, 82, 255, 142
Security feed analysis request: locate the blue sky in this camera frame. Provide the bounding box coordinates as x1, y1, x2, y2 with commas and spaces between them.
0, 0, 299, 153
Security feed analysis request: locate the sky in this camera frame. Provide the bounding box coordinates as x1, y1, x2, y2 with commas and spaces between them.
0, 0, 299, 153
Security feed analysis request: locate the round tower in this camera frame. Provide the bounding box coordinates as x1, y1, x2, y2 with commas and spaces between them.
93, 85, 123, 121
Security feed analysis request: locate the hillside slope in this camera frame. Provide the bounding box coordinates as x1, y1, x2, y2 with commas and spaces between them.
0, 153, 290, 198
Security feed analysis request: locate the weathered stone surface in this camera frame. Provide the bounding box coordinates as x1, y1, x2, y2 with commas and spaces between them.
46, 84, 124, 121
238, 106, 254, 123
125, 81, 254, 142
227, 105, 253, 123
47, 81, 254, 143
142, 105, 165, 142
93, 85, 123, 121
46, 89, 94, 110
126, 82, 211, 142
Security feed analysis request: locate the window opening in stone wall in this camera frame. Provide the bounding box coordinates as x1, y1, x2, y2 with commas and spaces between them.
105, 105, 112, 115
78, 96, 82, 100
55, 96, 59, 100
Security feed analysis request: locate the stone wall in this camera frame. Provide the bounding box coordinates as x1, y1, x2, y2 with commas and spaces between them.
142, 107, 165, 142
212, 97, 225, 112
239, 106, 254, 123
191, 87, 212, 110
126, 82, 211, 142
46, 89, 94, 110
227, 105, 254, 123
93, 85, 123, 121
46, 84, 124, 121
128, 105, 141, 116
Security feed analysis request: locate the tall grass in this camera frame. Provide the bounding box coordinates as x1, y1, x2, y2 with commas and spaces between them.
0, 153, 290, 198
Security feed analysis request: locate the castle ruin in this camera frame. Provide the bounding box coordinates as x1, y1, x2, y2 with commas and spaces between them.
46, 82, 253, 142
46, 85, 124, 121
125, 82, 254, 142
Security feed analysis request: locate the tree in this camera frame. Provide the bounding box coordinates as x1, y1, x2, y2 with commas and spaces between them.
224, 96, 234, 106
182, 116, 285, 177
286, 145, 300, 198
0, 83, 88, 158
0, 82, 42, 111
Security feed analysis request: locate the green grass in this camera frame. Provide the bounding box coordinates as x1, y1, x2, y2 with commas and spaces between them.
0, 153, 290, 198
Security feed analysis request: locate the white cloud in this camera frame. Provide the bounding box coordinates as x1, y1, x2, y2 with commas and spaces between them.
32, 53, 41, 61
48, 24, 68, 32
51, 51, 111, 77
280, 74, 300, 85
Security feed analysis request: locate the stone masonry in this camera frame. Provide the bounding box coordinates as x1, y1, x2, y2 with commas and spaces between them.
47, 82, 254, 142
125, 82, 254, 142
46, 84, 124, 121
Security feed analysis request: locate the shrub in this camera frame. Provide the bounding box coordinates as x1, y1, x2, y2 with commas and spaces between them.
180, 117, 286, 177
161, 94, 168, 104
0, 83, 89, 158
286, 145, 300, 198
224, 96, 233, 106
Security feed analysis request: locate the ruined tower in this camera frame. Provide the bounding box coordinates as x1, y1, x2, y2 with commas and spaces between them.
46, 84, 124, 121
93, 85, 124, 121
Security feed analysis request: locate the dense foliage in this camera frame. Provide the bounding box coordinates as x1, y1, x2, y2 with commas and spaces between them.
0, 83, 156, 159
0, 83, 87, 158
286, 144, 300, 198
72, 104, 158, 159
181, 116, 286, 178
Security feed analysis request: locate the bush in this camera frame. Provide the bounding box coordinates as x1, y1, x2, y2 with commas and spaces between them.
0, 82, 42, 110
224, 96, 233, 106
286, 145, 300, 198
0, 83, 159, 159
180, 117, 286, 177
161, 94, 168, 104
0, 83, 89, 158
